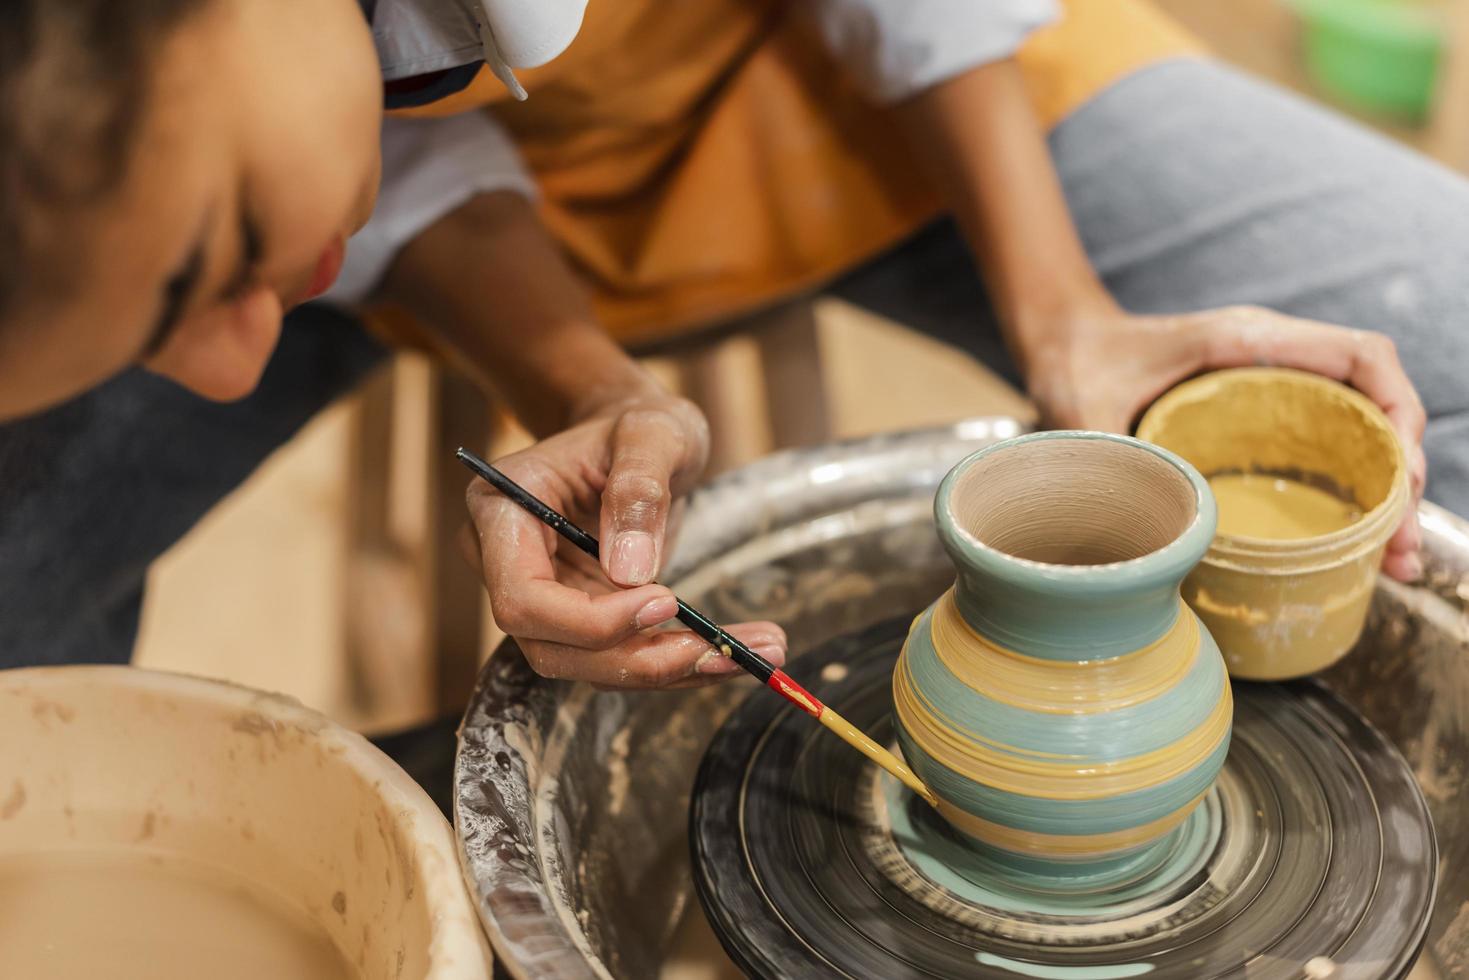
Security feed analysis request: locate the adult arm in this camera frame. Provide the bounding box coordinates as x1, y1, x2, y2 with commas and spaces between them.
805, 1, 1425, 579
896, 59, 1425, 580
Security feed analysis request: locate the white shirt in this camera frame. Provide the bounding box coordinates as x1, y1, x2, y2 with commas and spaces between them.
327, 0, 1057, 305
806, 0, 1058, 104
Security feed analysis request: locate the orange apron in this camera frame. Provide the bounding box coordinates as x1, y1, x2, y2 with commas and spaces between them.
386, 0, 1202, 347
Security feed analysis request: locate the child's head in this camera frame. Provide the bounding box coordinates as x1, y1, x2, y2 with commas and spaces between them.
0, 0, 383, 420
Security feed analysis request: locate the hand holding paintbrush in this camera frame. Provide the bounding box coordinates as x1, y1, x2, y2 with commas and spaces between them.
458, 448, 939, 807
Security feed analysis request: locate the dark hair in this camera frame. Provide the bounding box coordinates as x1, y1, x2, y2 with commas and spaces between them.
0, 0, 210, 322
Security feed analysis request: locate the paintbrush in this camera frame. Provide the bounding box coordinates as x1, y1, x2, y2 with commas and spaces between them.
456, 447, 939, 808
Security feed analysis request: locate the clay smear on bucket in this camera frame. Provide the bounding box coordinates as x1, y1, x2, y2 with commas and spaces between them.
0, 846, 352, 980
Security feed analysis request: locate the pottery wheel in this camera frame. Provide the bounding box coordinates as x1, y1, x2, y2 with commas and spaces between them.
691, 616, 1436, 979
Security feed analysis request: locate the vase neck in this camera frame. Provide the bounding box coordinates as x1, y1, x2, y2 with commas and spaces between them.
951, 568, 1184, 661
932, 433, 1215, 661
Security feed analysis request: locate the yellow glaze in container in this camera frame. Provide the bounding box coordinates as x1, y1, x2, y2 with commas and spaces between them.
1208, 473, 1362, 540
1138, 368, 1408, 680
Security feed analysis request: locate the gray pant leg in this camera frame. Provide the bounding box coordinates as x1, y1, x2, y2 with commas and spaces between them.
834, 59, 1468, 516
0, 303, 384, 668
1055, 58, 1469, 513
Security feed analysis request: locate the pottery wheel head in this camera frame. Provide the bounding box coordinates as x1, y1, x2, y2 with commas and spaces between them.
690, 616, 1436, 980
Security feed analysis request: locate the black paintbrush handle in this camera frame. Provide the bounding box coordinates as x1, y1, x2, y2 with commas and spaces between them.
457, 448, 600, 558
456, 448, 776, 685
672, 600, 775, 684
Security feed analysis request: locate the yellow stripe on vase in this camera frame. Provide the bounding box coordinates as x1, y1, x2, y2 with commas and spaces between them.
929, 592, 1201, 714
895, 683, 1231, 800
893, 649, 1233, 801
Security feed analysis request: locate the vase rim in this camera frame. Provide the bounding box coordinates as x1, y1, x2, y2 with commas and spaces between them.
934, 431, 1218, 592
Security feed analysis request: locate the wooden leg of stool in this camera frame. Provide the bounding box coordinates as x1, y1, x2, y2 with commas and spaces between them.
424, 368, 491, 715
342, 361, 433, 728
756, 302, 830, 450
674, 339, 768, 476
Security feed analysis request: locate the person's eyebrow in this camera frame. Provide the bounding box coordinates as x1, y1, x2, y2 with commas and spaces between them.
140, 207, 263, 359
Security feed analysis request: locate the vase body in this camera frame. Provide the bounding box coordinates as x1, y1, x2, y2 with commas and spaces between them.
894, 431, 1233, 862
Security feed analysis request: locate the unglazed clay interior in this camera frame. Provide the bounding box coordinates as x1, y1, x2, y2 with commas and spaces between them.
948, 439, 1196, 565
0, 668, 491, 980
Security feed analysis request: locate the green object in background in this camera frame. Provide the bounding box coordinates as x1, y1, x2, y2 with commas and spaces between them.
1286, 0, 1446, 122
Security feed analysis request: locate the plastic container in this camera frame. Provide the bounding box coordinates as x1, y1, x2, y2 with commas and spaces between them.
1288, 0, 1446, 121
0, 666, 493, 979
1137, 368, 1408, 680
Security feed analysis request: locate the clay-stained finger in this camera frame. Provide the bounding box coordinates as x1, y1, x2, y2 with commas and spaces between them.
1408, 443, 1428, 499
598, 408, 692, 587
594, 673, 731, 692
1204, 309, 1426, 457
1383, 503, 1424, 582
556, 558, 616, 598
522, 622, 787, 690
1337, 330, 1426, 461
468, 472, 680, 648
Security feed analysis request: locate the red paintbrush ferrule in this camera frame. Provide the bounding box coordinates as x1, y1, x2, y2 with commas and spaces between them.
768, 670, 823, 718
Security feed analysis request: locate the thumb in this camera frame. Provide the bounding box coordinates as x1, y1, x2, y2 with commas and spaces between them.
600, 409, 689, 586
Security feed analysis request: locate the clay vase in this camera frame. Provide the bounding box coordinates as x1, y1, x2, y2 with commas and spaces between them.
894, 432, 1233, 864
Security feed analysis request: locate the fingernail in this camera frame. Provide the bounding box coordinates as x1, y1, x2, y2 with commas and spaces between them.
695, 651, 740, 676
1404, 553, 1424, 581
754, 643, 787, 667
635, 595, 679, 629
610, 532, 657, 586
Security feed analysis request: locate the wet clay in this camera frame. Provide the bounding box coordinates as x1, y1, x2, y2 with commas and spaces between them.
1208, 474, 1361, 540
0, 847, 353, 980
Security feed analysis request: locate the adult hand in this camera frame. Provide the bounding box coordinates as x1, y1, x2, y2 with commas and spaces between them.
463, 392, 787, 689
1022, 303, 1426, 582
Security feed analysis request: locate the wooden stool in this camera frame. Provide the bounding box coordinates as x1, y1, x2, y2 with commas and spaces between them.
339, 358, 493, 728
